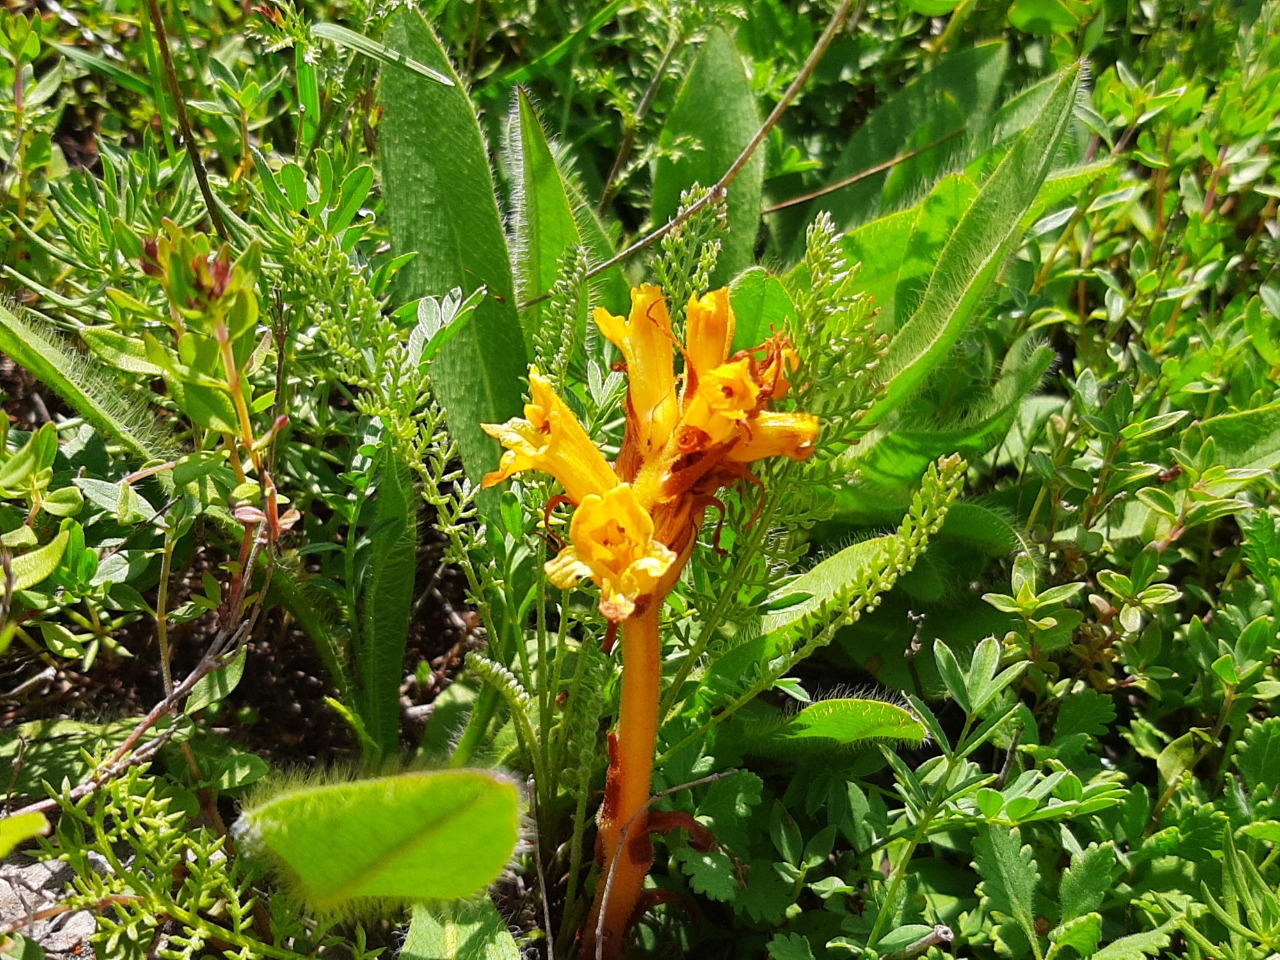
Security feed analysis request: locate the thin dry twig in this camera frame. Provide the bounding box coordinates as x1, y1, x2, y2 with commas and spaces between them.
762, 128, 965, 213
143, 0, 229, 240
9, 523, 275, 821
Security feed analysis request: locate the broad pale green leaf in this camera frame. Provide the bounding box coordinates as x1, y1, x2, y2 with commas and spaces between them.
357, 453, 418, 758
380, 9, 528, 522
0, 812, 49, 859
974, 825, 1040, 949
1187, 402, 1280, 471
729, 268, 797, 351
241, 770, 520, 909
10, 528, 69, 591
652, 27, 763, 284
402, 897, 520, 960
862, 63, 1083, 430
787, 43, 1007, 249
840, 205, 918, 321
893, 174, 981, 329
752, 698, 926, 760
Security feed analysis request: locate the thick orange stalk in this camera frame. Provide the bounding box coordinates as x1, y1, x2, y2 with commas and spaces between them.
582, 601, 662, 960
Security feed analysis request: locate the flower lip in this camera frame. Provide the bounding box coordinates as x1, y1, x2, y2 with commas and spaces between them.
544, 484, 677, 623
481, 369, 617, 505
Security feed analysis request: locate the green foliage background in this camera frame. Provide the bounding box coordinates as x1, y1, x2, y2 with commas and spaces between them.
0, 0, 1278, 958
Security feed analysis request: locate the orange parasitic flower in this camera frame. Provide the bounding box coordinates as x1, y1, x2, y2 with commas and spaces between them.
483, 287, 819, 625
481, 283, 822, 960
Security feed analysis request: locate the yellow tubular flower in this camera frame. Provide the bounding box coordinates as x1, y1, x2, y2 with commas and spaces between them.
594, 286, 679, 457
685, 288, 735, 383
544, 485, 677, 622
481, 370, 617, 505
727, 410, 820, 463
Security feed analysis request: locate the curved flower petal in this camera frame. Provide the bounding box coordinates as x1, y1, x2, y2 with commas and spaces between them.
481, 370, 617, 504
594, 286, 679, 457
548, 484, 677, 622
727, 410, 820, 463
686, 288, 735, 384
545, 544, 593, 590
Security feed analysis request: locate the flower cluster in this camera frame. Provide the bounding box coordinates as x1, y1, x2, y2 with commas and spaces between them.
482, 284, 818, 623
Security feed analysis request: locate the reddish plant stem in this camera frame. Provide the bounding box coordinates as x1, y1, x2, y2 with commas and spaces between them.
582, 602, 662, 960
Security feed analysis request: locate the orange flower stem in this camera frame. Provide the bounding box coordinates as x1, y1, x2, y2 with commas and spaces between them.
582, 601, 663, 960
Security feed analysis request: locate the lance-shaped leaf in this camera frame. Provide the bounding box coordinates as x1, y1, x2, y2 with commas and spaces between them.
380, 9, 528, 522
0, 300, 177, 468
861, 63, 1083, 430
652, 27, 763, 285
508, 90, 628, 336
356, 452, 419, 758
239, 770, 520, 909
9, 528, 70, 591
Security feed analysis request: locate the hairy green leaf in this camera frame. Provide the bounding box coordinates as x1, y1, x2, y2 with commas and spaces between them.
357, 453, 418, 758
1060, 842, 1116, 922
862, 63, 1082, 430
241, 770, 520, 909
974, 824, 1040, 949
752, 698, 927, 760
402, 897, 520, 960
